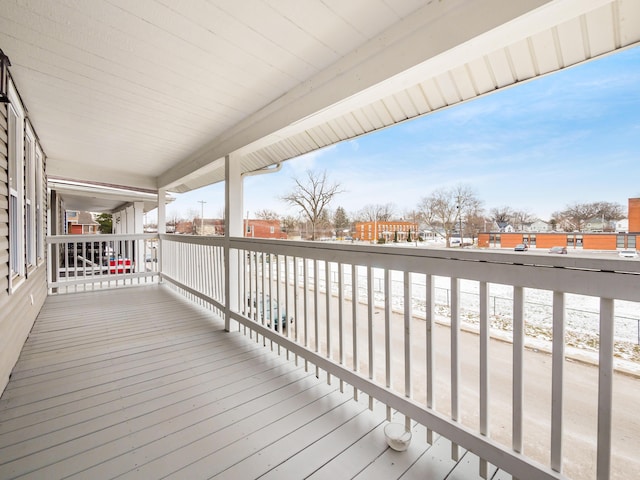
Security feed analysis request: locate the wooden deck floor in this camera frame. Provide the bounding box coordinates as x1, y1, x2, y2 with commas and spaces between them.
0, 285, 506, 479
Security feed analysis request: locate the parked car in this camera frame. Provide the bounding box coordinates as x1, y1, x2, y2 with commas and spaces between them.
514, 244, 528, 251
549, 246, 568, 254
618, 249, 638, 258
247, 295, 293, 330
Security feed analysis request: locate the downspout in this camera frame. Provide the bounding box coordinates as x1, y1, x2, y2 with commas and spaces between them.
242, 163, 282, 178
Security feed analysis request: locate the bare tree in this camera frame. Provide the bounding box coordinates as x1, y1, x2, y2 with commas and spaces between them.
358, 203, 396, 222
281, 170, 343, 240
417, 184, 482, 247
255, 209, 280, 220
511, 209, 536, 231
553, 201, 626, 232
490, 206, 514, 231
280, 215, 300, 237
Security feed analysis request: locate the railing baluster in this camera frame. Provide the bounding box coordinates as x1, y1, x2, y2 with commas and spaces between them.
480, 281, 490, 478
513, 286, 525, 455
262, 252, 268, 345
426, 273, 434, 444
276, 253, 282, 347
325, 260, 332, 384
338, 262, 344, 393
367, 266, 374, 410
352, 263, 359, 401
404, 271, 412, 432
293, 256, 299, 365
597, 298, 614, 480
385, 268, 392, 421
451, 276, 460, 460
314, 259, 320, 377
268, 253, 274, 350
551, 291, 565, 473
303, 258, 309, 371
284, 255, 291, 351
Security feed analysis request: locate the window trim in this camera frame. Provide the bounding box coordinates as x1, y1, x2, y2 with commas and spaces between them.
7, 79, 26, 293
25, 122, 36, 269
35, 143, 45, 263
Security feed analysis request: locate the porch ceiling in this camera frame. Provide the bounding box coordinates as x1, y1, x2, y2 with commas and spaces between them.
2, 0, 639, 194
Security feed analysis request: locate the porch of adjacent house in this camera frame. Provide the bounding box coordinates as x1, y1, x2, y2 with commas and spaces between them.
0, 285, 504, 480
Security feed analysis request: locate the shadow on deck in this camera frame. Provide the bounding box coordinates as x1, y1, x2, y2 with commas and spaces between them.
0, 285, 507, 479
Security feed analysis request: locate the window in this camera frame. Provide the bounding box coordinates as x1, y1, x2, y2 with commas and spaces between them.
628, 235, 636, 249
25, 123, 36, 268
270, 226, 275, 234
35, 146, 44, 261
617, 235, 625, 249
7, 82, 25, 291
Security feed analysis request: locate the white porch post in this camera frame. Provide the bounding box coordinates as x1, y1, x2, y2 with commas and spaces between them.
157, 188, 166, 234
225, 153, 243, 331
133, 202, 144, 271
157, 188, 166, 281
125, 205, 135, 234
133, 202, 144, 234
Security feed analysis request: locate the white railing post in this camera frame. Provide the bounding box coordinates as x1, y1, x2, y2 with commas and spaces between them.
513, 286, 525, 456
426, 273, 435, 444
597, 298, 614, 480
551, 291, 565, 473
479, 280, 490, 478
451, 276, 461, 460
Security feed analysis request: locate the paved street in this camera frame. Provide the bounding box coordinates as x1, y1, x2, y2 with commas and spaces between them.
267, 280, 640, 480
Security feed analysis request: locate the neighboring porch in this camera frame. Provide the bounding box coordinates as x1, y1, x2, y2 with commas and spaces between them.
0, 285, 502, 480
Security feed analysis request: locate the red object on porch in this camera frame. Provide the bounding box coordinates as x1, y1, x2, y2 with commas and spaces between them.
109, 258, 132, 274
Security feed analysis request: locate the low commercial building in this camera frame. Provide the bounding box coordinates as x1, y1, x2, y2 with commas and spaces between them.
479, 231, 637, 251
354, 221, 418, 242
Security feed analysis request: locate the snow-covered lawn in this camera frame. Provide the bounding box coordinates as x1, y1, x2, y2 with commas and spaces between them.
327, 268, 640, 363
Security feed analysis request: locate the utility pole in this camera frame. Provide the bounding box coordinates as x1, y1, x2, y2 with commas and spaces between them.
198, 200, 207, 235
457, 197, 463, 247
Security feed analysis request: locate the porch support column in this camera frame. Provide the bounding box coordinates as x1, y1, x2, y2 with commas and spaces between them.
225, 153, 243, 331
157, 188, 166, 234
133, 201, 144, 234
133, 202, 144, 270
157, 188, 166, 282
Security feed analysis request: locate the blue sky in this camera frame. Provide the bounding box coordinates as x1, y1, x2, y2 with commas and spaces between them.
164, 45, 640, 222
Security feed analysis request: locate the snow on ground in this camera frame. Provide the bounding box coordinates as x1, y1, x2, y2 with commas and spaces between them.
310, 266, 640, 365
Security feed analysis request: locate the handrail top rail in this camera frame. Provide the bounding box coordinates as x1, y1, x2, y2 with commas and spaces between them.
48, 233, 158, 243
221, 236, 640, 275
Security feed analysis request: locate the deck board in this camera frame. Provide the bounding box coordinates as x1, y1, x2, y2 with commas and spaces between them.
0, 285, 503, 479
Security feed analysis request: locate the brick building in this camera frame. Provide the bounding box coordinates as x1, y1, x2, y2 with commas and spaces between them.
355, 221, 418, 242
178, 218, 287, 239
629, 197, 640, 233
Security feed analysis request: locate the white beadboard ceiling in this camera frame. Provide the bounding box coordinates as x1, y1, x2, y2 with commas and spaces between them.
2, 0, 639, 197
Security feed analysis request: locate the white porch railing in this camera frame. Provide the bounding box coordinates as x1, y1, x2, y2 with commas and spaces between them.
158, 235, 640, 480
47, 234, 159, 294
45, 233, 640, 479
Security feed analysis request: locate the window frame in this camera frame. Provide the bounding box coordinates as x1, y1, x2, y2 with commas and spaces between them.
7, 80, 26, 293
35, 143, 44, 263
25, 121, 36, 269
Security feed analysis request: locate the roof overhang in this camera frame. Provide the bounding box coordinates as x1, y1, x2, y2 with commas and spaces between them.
3, 0, 639, 196
49, 177, 173, 214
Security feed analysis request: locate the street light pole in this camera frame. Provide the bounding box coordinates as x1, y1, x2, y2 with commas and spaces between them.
198, 200, 207, 235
